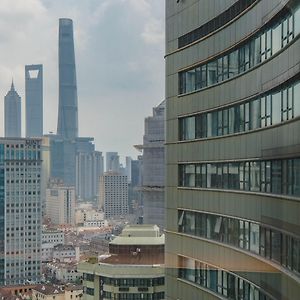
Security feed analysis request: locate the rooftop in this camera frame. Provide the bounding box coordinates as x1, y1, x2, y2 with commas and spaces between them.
33, 285, 64, 295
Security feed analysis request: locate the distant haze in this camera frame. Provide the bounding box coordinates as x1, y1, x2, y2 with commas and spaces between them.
0, 0, 165, 160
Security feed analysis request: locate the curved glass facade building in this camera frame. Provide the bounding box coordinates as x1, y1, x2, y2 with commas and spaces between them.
165, 0, 300, 299
57, 18, 78, 140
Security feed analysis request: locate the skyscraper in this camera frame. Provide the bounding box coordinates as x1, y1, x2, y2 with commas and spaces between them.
0, 138, 42, 285
166, 0, 300, 299
57, 18, 78, 140
25, 64, 43, 137
4, 81, 21, 138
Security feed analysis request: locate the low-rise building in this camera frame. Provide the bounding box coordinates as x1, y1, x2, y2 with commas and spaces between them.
32, 284, 83, 300
83, 220, 108, 228
79, 225, 165, 300
45, 262, 83, 284
75, 208, 105, 225
42, 230, 65, 262
53, 245, 80, 263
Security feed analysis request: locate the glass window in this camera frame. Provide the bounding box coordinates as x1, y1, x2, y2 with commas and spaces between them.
229, 50, 239, 78
183, 211, 195, 235
180, 117, 195, 140
295, 7, 300, 36
183, 165, 195, 187
294, 82, 300, 117
207, 60, 218, 85
271, 231, 282, 264
272, 91, 281, 124
234, 104, 245, 132
250, 161, 260, 192
195, 114, 207, 138
195, 67, 201, 90
186, 69, 196, 93
228, 107, 235, 134
271, 160, 282, 194
207, 113, 213, 137
292, 238, 300, 274
272, 22, 282, 54
261, 95, 271, 127
217, 57, 223, 82
201, 65, 207, 88
250, 223, 260, 254
293, 159, 300, 196
250, 98, 261, 130
195, 213, 206, 237
285, 86, 294, 120
179, 72, 186, 94
228, 163, 239, 189
211, 111, 218, 136
260, 161, 271, 193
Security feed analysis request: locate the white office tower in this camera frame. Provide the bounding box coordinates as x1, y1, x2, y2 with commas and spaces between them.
0, 138, 42, 285
46, 180, 75, 225
99, 173, 129, 218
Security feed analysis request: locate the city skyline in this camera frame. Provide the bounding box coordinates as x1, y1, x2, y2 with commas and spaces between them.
0, 0, 165, 159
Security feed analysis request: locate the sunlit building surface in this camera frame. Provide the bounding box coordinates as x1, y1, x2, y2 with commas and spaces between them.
0, 138, 42, 285
165, 0, 300, 299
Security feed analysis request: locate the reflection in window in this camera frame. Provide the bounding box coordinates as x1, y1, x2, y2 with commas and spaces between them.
179, 256, 273, 300
178, 210, 300, 279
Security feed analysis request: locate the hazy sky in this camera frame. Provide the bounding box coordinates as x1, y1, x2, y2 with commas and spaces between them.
0, 0, 165, 162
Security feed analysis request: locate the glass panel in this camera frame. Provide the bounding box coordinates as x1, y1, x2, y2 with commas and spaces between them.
272, 91, 281, 124
201, 65, 207, 88
207, 113, 213, 137
195, 67, 201, 90
250, 161, 260, 192
228, 163, 239, 189
250, 223, 260, 254
207, 60, 218, 85
272, 22, 282, 54
292, 238, 300, 274
294, 82, 300, 117
211, 111, 218, 136
228, 106, 235, 134
250, 98, 261, 130
186, 69, 196, 93
229, 50, 239, 78
295, 7, 300, 36
195, 213, 206, 237
184, 165, 195, 187
271, 231, 282, 264
293, 159, 300, 196
195, 114, 207, 138
271, 160, 282, 194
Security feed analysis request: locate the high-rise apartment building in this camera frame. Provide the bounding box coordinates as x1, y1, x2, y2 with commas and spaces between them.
99, 173, 128, 219
25, 64, 43, 137
79, 225, 165, 300
0, 138, 42, 285
136, 101, 165, 228
57, 18, 78, 140
4, 81, 21, 138
166, 0, 300, 299
46, 180, 75, 225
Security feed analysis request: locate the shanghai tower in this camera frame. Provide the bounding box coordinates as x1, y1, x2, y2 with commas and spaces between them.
57, 18, 78, 140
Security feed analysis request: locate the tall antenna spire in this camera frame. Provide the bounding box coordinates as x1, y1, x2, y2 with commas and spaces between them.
11, 78, 15, 91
